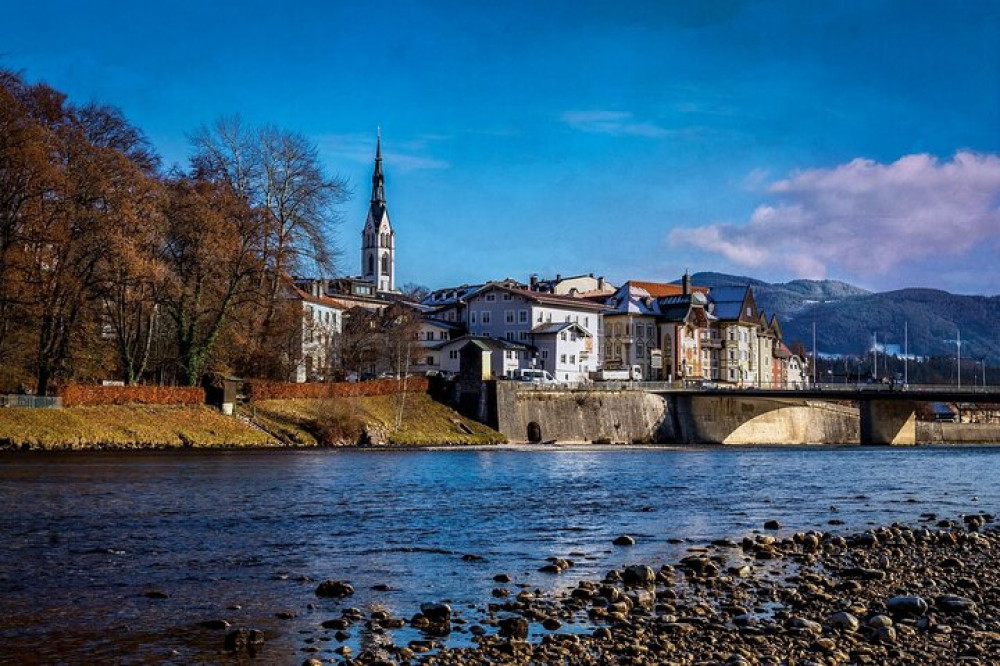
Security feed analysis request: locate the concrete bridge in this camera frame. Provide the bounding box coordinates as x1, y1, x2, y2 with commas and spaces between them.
482, 381, 1000, 446
648, 384, 1000, 445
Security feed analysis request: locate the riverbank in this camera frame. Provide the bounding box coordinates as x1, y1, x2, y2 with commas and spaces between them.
0, 394, 505, 450
0, 405, 276, 450
293, 518, 1000, 665
250, 393, 505, 446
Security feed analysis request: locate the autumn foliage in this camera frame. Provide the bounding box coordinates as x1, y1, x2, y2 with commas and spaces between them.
245, 378, 429, 401
59, 384, 205, 407
0, 70, 347, 393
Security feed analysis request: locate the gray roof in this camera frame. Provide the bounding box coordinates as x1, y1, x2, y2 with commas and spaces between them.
431, 335, 534, 352
530, 321, 592, 336
708, 285, 752, 321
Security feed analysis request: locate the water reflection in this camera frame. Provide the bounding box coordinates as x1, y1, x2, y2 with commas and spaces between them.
0, 446, 997, 663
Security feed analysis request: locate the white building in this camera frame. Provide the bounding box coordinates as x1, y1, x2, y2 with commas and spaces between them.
287, 280, 346, 382
411, 319, 465, 375
460, 283, 605, 381
361, 133, 396, 293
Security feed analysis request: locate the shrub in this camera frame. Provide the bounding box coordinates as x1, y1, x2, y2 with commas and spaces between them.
245, 378, 428, 401
59, 385, 205, 407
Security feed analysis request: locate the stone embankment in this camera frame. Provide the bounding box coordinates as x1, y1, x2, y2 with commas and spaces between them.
272, 516, 1000, 665
919, 422, 1000, 445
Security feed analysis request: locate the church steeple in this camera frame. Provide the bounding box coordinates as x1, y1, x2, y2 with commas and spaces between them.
370, 128, 385, 208
361, 129, 395, 292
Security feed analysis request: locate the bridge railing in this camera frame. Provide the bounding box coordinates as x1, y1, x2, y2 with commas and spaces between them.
500, 379, 1000, 396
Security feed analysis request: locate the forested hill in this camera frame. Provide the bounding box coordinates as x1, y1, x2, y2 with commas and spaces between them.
686, 273, 1000, 362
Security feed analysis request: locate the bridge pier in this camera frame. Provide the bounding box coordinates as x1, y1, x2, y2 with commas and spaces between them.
859, 399, 918, 446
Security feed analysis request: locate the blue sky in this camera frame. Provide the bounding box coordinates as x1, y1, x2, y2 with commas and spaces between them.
4, 1, 1000, 294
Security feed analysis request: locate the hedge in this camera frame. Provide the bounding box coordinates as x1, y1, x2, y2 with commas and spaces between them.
59, 385, 206, 407
245, 377, 429, 401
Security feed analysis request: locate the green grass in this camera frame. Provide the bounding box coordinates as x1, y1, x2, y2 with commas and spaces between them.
252, 393, 505, 446
0, 405, 277, 451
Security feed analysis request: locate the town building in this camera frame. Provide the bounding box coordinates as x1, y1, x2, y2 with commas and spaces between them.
285, 279, 347, 382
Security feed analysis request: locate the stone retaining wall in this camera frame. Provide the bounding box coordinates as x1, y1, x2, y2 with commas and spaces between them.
494, 384, 672, 444
918, 421, 1000, 444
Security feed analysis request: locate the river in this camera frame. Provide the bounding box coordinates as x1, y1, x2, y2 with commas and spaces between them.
1, 445, 997, 664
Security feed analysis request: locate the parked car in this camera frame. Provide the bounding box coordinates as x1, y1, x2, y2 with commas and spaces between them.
515, 369, 558, 384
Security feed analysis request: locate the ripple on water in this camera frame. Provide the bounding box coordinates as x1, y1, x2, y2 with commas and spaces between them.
0, 445, 997, 661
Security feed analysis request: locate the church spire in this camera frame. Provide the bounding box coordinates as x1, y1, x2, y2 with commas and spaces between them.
370, 127, 385, 206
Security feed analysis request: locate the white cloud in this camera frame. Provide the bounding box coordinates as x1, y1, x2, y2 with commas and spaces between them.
671, 151, 1000, 290
316, 133, 449, 172
561, 110, 670, 138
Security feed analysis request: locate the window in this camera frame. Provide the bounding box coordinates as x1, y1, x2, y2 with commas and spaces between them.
560, 354, 567, 364
482, 312, 491, 324
503, 293, 512, 301
471, 312, 477, 324
505, 310, 514, 323
584, 316, 589, 328
380, 254, 389, 275
565, 314, 570, 322
485, 293, 496, 301
425, 331, 434, 340
569, 354, 575, 364
368, 255, 375, 274
519, 331, 528, 341
536, 311, 543, 322
449, 350, 459, 360
546, 313, 552, 323
518, 311, 528, 323
506, 331, 515, 341
560, 332, 567, 341
541, 350, 549, 360
426, 356, 434, 365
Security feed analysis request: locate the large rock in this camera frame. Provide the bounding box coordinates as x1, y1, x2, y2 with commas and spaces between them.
828, 611, 860, 632
315, 580, 355, 598
419, 602, 452, 624
936, 594, 976, 614
499, 616, 529, 639
224, 627, 265, 654
886, 596, 928, 617
622, 565, 656, 586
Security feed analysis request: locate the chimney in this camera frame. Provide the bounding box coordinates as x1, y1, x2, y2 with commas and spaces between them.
597, 276, 605, 291
682, 271, 691, 296
556, 273, 562, 281
530, 274, 539, 289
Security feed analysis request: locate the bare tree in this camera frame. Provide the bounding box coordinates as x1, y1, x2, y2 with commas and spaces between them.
190, 118, 348, 376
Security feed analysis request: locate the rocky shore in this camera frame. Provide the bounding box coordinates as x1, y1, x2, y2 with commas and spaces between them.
252, 515, 1000, 665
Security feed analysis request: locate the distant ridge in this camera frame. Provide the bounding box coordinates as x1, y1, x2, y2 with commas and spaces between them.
681, 273, 1000, 362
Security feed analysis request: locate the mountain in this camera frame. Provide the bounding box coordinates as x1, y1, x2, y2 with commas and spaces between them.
686, 273, 1000, 362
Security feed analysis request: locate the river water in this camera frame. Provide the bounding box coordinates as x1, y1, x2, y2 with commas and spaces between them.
1, 445, 997, 664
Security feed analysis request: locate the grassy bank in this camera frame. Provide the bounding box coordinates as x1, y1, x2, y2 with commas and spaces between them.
251, 393, 505, 446
0, 405, 277, 451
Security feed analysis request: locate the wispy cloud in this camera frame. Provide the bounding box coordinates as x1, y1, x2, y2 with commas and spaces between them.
561, 110, 670, 138
316, 132, 450, 172
671, 152, 1000, 290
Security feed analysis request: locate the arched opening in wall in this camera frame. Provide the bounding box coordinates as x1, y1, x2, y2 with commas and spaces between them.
381, 254, 389, 275
527, 421, 542, 443
368, 254, 375, 274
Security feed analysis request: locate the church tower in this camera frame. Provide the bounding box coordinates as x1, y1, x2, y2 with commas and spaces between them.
361, 131, 395, 292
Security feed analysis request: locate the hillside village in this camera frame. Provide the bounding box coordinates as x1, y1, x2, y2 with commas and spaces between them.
288, 140, 809, 389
